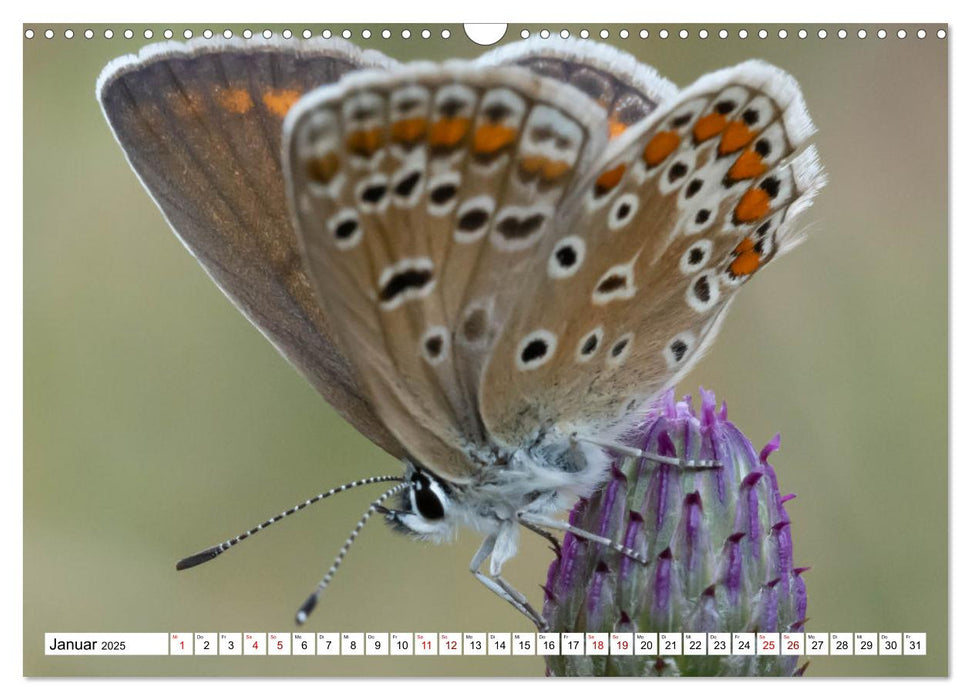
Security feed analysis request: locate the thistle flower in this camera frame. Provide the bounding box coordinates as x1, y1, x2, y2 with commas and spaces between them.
544, 389, 808, 677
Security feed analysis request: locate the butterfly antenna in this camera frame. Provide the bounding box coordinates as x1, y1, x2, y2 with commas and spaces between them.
175, 475, 404, 571
295, 481, 409, 625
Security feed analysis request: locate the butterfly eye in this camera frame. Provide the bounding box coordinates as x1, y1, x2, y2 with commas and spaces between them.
413, 482, 445, 520
410, 470, 449, 521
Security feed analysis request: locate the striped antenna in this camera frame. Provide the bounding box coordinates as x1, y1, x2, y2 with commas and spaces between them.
295, 481, 409, 625
175, 475, 404, 571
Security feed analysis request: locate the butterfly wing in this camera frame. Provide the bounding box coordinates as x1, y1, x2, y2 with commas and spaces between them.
283, 63, 609, 480
480, 61, 826, 446
478, 37, 677, 137
97, 38, 405, 457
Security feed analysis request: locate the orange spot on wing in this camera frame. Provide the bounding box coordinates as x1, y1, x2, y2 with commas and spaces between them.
693, 113, 727, 142
719, 120, 755, 155
519, 156, 571, 183
346, 128, 385, 156
727, 149, 767, 182
594, 163, 626, 196
608, 118, 628, 140
542, 159, 572, 181
734, 188, 771, 223
642, 131, 680, 167
262, 89, 302, 118
729, 250, 762, 277
429, 117, 471, 149
734, 236, 756, 255
472, 123, 518, 155
390, 117, 427, 145
306, 152, 340, 184
217, 87, 254, 114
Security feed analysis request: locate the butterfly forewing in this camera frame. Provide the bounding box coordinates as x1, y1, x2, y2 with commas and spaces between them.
97, 38, 405, 458
477, 38, 678, 139
480, 61, 825, 446
284, 64, 610, 480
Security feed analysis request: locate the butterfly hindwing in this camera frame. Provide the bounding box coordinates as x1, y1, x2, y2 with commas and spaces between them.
284, 63, 609, 480
480, 60, 825, 446
97, 38, 405, 458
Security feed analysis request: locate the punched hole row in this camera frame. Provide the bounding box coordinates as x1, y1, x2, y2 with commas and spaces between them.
24, 26, 947, 42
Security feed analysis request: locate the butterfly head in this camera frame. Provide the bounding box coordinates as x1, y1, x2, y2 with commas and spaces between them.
382, 462, 459, 542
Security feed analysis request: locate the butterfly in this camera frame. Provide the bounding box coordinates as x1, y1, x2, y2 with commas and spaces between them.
98, 36, 824, 628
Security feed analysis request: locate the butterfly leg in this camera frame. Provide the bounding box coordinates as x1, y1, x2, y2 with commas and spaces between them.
573, 435, 721, 469
470, 534, 547, 630
517, 512, 649, 565
519, 517, 562, 558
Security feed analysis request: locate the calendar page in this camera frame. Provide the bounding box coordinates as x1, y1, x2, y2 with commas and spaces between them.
22, 17, 947, 679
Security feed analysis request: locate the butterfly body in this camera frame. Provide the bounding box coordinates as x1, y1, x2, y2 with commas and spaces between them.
98, 36, 823, 625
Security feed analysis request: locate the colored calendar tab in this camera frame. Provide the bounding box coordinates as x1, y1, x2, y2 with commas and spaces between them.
781, 632, 804, 656
243, 632, 266, 656
585, 632, 608, 656
169, 632, 192, 656
414, 632, 437, 656
438, 632, 461, 656
610, 632, 633, 656
757, 632, 780, 655
268, 633, 290, 656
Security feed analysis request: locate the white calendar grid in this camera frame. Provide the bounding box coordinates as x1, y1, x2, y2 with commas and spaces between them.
44, 632, 927, 657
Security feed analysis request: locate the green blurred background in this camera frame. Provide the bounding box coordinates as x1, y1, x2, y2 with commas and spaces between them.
24, 23, 947, 676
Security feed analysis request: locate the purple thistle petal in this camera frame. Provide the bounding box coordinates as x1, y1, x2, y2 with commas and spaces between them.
652, 547, 673, 622
544, 390, 808, 677
760, 433, 782, 462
